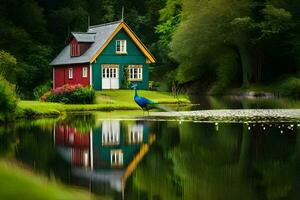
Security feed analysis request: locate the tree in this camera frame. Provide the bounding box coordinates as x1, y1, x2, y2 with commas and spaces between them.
0, 50, 17, 83
170, 0, 294, 89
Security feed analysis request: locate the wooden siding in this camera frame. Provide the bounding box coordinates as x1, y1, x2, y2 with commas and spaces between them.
92, 121, 150, 169
92, 29, 149, 90
55, 125, 90, 147
70, 38, 92, 57
70, 38, 80, 57
54, 64, 90, 89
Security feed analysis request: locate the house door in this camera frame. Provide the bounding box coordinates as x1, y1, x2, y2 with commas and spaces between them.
102, 65, 119, 89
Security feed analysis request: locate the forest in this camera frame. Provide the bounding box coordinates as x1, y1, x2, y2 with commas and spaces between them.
0, 0, 300, 98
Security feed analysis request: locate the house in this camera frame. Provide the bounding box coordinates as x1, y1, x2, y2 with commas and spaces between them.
50, 20, 156, 90
54, 120, 155, 193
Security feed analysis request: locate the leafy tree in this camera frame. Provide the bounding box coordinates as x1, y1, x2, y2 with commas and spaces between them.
0, 76, 18, 122
169, 0, 295, 90
0, 50, 17, 83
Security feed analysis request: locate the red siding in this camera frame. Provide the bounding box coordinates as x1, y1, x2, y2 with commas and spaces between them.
70, 38, 80, 57
55, 124, 90, 147
70, 38, 91, 56
54, 64, 90, 89
54, 124, 91, 167
71, 148, 90, 167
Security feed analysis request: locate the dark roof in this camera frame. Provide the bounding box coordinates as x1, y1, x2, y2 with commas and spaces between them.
50, 21, 122, 66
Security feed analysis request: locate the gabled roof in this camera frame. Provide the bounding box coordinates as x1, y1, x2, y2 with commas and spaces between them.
50, 21, 155, 66
71, 32, 95, 43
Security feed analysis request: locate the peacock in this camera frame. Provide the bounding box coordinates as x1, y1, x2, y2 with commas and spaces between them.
131, 84, 173, 114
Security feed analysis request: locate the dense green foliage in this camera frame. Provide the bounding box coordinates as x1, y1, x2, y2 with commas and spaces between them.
33, 81, 52, 100
1, 0, 300, 97
41, 85, 95, 104
167, 0, 300, 93
0, 76, 18, 122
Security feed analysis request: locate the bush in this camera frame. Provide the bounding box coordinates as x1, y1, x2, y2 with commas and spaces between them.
33, 81, 52, 100
41, 84, 95, 104
0, 76, 18, 122
278, 77, 300, 98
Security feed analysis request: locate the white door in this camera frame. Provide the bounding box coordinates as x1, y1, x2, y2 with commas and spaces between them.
102, 65, 119, 89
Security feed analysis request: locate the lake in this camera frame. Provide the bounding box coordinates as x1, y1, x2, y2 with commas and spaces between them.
1, 110, 300, 200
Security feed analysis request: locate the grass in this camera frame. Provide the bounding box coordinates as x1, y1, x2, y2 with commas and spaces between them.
0, 161, 96, 200
17, 90, 190, 118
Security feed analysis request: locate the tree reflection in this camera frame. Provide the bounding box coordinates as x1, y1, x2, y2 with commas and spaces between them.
131, 121, 300, 200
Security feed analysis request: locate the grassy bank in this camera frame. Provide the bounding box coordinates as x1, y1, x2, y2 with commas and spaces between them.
0, 161, 94, 200
17, 90, 190, 118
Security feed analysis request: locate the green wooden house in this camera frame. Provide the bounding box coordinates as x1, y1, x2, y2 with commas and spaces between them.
54, 120, 155, 193
50, 20, 156, 90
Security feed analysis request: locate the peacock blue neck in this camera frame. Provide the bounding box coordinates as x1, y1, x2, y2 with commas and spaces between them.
134, 88, 138, 97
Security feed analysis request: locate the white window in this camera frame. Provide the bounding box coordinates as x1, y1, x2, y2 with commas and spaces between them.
68, 67, 73, 79
116, 40, 127, 54
102, 65, 119, 79
128, 65, 143, 80
128, 124, 143, 144
83, 150, 89, 167
102, 121, 120, 145
111, 150, 123, 167
82, 67, 87, 78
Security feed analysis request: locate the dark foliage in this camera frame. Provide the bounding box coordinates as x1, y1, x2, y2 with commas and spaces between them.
0, 76, 18, 122
1, 0, 300, 97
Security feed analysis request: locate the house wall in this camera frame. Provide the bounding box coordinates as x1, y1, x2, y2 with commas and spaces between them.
54, 64, 90, 89
55, 124, 90, 147
70, 38, 92, 56
92, 121, 150, 169
70, 38, 80, 57
91, 29, 149, 90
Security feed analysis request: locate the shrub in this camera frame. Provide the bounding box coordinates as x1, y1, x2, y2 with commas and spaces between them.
278, 77, 300, 98
33, 81, 52, 100
0, 76, 18, 122
41, 84, 95, 104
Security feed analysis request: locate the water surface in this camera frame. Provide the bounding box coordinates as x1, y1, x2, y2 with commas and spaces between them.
1, 113, 300, 200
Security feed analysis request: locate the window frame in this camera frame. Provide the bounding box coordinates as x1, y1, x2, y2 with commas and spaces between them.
111, 150, 123, 167
128, 65, 143, 81
127, 124, 144, 144
68, 67, 73, 79
102, 64, 119, 79
82, 67, 88, 78
116, 40, 127, 54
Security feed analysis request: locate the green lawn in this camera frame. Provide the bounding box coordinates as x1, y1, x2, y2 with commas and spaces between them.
0, 161, 96, 200
17, 90, 190, 118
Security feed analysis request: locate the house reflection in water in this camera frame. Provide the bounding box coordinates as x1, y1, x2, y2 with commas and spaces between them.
54, 120, 155, 195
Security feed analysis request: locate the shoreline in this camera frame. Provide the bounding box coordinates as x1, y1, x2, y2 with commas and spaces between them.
148, 109, 300, 122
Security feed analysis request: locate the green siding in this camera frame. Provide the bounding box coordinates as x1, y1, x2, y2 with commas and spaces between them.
92, 121, 150, 169
91, 29, 149, 90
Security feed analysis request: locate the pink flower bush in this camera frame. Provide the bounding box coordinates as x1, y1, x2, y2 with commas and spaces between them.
40, 84, 95, 104
52, 84, 82, 94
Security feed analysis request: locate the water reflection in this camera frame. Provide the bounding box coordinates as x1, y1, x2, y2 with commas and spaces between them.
54, 120, 155, 195
1, 115, 300, 200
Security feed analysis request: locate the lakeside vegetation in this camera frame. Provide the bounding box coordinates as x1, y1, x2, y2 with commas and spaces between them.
0, 161, 94, 200
16, 90, 190, 119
